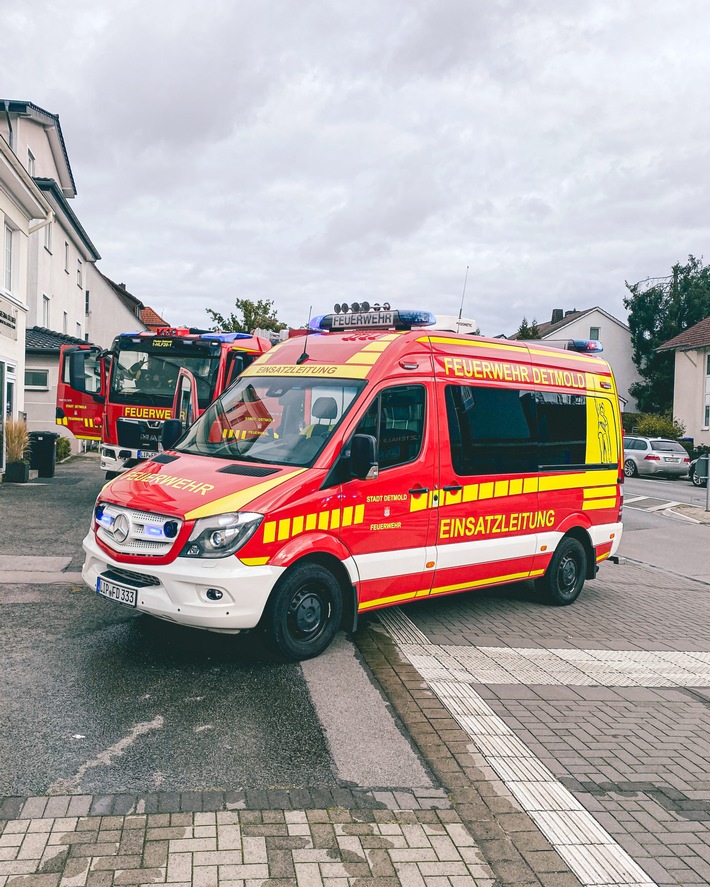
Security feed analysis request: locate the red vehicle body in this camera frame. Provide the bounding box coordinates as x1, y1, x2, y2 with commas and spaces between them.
57, 327, 271, 476
80, 308, 624, 660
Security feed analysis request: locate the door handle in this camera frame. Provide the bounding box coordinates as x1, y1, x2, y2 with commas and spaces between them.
443, 484, 463, 492
409, 486, 429, 495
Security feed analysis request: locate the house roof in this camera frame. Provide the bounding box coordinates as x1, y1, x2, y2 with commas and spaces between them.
96, 271, 145, 319
0, 99, 76, 197
657, 316, 710, 351
141, 306, 169, 328
34, 177, 100, 260
509, 306, 630, 340
26, 326, 92, 353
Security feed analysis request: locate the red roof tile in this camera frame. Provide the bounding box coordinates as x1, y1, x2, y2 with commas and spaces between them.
141, 306, 169, 329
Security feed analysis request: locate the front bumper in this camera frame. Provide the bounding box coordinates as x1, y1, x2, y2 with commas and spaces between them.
82, 531, 284, 632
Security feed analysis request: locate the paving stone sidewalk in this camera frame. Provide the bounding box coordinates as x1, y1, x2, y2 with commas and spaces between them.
0, 797, 495, 887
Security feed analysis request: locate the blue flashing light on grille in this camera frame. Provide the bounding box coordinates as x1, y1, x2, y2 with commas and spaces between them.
95, 504, 113, 528
145, 525, 164, 538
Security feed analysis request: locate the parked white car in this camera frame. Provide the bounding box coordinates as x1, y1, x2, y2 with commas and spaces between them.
623, 436, 690, 478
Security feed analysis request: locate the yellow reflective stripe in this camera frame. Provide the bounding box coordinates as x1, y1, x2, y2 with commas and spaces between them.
430, 568, 545, 596
596, 551, 610, 563
420, 335, 529, 355
260, 504, 364, 543
346, 352, 380, 365
239, 557, 270, 567
185, 469, 306, 521
358, 590, 420, 611
241, 364, 372, 379
583, 498, 617, 510
584, 486, 618, 499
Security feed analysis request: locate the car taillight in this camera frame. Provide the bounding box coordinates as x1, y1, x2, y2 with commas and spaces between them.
644, 454, 660, 461
684, 457, 690, 463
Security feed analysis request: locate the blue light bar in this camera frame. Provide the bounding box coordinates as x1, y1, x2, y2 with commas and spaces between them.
200, 332, 252, 342
568, 339, 604, 353
318, 309, 436, 331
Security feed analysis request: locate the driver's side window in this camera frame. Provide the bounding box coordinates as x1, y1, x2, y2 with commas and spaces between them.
354, 385, 425, 470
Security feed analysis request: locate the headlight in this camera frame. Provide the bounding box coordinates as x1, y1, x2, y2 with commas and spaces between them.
179, 512, 263, 559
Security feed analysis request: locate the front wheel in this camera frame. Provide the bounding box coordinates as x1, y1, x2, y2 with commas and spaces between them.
535, 537, 587, 606
263, 562, 343, 660
623, 459, 637, 478
691, 469, 706, 488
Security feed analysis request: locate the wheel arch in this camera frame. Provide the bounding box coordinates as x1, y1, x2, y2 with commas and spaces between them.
559, 525, 596, 579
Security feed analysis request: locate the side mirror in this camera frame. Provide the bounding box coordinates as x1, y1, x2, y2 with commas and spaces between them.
350, 433, 378, 480
162, 419, 184, 451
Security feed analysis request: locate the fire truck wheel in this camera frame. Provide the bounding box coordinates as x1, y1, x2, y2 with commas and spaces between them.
536, 537, 586, 606
264, 562, 343, 660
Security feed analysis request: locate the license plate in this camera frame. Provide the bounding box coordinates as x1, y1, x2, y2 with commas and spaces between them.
96, 576, 137, 607
664, 457, 680, 463
138, 450, 158, 459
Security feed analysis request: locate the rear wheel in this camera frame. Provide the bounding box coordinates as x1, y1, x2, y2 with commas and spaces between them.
692, 470, 706, 487
623, 459, 637, 478
536, 537, 587, 606
263, 562, 343, 660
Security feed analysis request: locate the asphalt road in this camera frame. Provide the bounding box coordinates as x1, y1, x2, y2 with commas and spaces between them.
0, 454, 431, 797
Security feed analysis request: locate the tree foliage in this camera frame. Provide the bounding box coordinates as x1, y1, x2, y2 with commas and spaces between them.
515, 316, 541, 339
624, 255, 710, 412
206, 298, 286, 334
633, 413, 686, 439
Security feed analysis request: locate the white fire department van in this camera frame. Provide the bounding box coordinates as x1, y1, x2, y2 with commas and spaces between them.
82, 307, 624, 659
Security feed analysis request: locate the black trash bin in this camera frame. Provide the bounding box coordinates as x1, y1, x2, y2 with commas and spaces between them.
28, 431, 59, 478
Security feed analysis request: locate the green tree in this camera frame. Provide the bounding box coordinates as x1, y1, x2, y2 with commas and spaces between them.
624, 255, 710, 412
515, 316, 541, 339
206, 298, 286, 334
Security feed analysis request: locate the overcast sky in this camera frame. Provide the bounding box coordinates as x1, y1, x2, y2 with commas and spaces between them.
4, 0, 710, 335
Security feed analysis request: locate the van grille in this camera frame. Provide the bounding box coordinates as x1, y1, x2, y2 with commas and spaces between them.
96, 504, 182, 557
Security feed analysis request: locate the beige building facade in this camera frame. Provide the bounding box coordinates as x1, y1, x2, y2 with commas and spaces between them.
658, 317, 710, 448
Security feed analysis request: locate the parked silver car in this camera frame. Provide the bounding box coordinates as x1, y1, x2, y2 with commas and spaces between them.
623, 436, 690, 478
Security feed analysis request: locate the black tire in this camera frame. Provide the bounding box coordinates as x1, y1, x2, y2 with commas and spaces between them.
263, 562, 343, 660
535, 537, 587, 606
691, 469, 706, 488
623, 459, 637, 478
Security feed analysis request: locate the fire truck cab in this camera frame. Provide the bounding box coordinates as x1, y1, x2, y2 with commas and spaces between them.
57, 327, 270, 476
82, 307, 624, 660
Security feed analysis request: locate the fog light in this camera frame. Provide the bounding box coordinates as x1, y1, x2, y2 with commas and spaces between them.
206, 588, 223, 601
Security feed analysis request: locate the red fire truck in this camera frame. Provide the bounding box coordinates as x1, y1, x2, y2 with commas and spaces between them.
57, 327, 271, 477
81, 307, 624, 660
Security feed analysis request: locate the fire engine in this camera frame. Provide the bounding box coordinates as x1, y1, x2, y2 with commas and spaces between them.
57, 327, 271, 477
81, 306, 624, 660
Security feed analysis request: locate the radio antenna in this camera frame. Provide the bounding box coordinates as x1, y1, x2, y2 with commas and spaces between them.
457, 265, 469, 333
296, 305, 312, 365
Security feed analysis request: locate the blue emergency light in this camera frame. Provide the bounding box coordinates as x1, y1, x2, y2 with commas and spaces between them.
317, 305, 436, 332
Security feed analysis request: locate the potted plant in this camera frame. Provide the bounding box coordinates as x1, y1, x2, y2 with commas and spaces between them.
3, 417, 31, 483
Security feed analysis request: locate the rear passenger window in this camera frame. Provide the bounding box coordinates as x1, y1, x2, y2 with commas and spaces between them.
355, 385, 425, 470
445, 386, 589, 476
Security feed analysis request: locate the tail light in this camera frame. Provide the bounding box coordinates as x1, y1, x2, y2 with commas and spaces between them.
644, 454, 660, 461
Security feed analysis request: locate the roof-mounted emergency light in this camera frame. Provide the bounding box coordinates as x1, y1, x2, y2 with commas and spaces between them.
566, 339, 603, 354
316, 304, 436, 332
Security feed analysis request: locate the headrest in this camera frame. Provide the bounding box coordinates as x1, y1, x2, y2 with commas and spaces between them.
312, 396, 338, 421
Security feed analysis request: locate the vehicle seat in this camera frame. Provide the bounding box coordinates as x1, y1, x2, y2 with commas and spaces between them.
302, 396, 338, 438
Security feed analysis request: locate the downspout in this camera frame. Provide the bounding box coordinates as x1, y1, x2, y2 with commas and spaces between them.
3, 101, 13, 152
29, 210, 54, 235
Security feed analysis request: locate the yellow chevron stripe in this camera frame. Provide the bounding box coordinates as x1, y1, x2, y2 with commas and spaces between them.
583, 498, 617, 510
185, 469, 306, 521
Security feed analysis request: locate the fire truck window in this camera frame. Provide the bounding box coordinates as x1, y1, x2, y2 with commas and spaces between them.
535, 392, 587, 467
445, 386, 537, 476
356, 385, 425, 470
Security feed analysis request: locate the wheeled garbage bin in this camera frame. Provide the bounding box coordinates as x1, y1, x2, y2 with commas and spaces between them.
28, 431, 59, 478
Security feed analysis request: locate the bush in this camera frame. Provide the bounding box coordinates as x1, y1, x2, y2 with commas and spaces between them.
5, 417, 30, 462
56, 436, 71, 461
625, 412, 685, 439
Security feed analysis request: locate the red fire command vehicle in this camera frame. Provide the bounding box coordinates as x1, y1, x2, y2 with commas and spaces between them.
82, 307, 624, 660
57, 328, 271, 477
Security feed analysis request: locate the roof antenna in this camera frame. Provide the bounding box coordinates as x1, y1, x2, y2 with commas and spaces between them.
296, 306, 312, 364
457, 265, 469, 333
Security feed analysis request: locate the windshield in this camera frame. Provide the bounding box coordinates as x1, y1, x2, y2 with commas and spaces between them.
110, 343, 221, 409
177, 375, 366, 467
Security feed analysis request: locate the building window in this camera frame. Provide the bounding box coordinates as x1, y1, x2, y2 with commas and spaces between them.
4, 224, 13, 292
589, 326, 601, 340
44, 220, 52, 252
64, 242, 69, 273
85, 290, 90, 314
42, 295, 50, 327
25, 369, 49, 389
77, 259, 83, 288
63, 311, 68, 334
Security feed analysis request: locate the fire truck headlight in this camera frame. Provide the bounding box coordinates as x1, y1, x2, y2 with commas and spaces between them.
179, 512, 263, 559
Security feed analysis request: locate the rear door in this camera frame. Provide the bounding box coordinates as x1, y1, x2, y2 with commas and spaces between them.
56, 345, 105, 440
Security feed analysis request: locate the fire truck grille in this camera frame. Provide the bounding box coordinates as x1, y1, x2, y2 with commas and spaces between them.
96, 505, 182, 557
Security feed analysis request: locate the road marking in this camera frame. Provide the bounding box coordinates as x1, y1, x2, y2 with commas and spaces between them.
646, 501, 680, 511
379, 608, 657, 887
48, 716, 164, 794
624, 496, 648, 503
